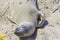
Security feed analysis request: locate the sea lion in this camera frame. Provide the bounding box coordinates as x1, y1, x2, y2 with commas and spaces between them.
12, 0, 45, 37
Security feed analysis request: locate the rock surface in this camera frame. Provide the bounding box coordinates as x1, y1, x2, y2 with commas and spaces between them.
0, 0, 60, 40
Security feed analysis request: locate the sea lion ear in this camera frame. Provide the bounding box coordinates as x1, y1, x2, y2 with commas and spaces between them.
36, 11, 45, 27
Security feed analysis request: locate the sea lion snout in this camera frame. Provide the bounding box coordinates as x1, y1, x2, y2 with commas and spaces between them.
14, 27, 24, 35
14, 22, 35, 37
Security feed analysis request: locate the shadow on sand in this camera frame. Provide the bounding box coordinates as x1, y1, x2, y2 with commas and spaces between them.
19, 20, 48, 40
